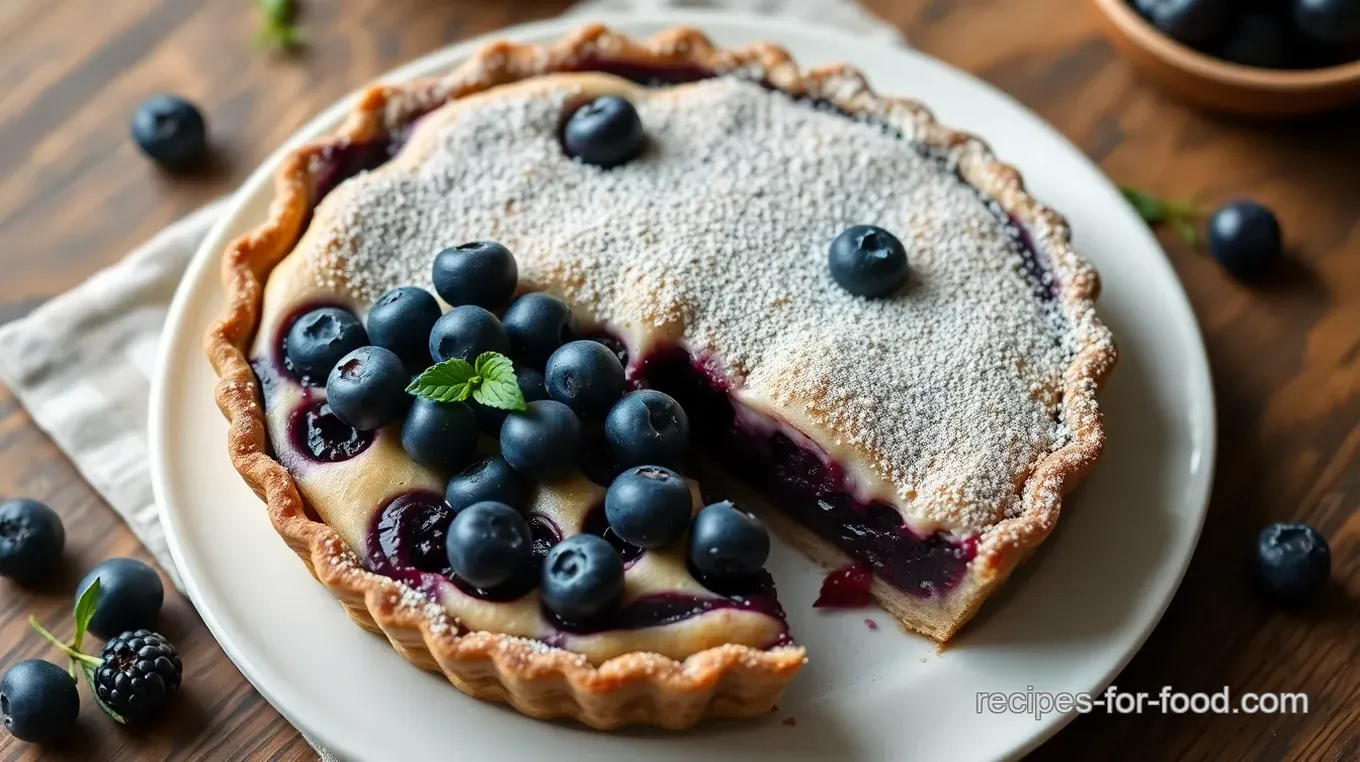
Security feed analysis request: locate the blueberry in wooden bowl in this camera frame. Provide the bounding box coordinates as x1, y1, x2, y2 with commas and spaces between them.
1091, 0, 1360, 116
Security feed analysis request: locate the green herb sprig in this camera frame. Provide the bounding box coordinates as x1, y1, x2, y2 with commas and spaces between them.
407, 351, 527, 411
1120, 185, 1205, 246
28, 579, 128, 724
255, 0, 305, 51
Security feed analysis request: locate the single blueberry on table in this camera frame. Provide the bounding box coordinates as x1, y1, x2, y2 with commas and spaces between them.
445, 456, 533, 514
76, 557, 165, 640
0, 499, 65, 585
285, 306, 369, 382
605, 390, 690, 470
1208, 200, 1282, 279
428, 305, 511, 364
563, 96, 646, 169
366, 287, 442, 369
445, 501, 532, 590
540, 534, 625, 622
828, 225, 910, 298
688, 501, 770, 580
605, 466, 694, 549
1253, 522, 1330, 605
545, 340, 627, 417
1131, 0, 1231, 47
130, 94, 208, 171
499, 400, 583, 482
401, 398, 479, 473
431, 241, 518, 310
0, 660, 79, 744
326, 345, 411, 431
502, 292, 578, 369
472, 366, 549, 435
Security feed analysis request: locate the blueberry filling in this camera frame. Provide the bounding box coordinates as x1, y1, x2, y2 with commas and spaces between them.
636, 346, 977, 599
310, 136, 406, 205
581, 503, 646, 568
544, 587, 788, 643
529, 513, 564, 558
289, 401, 374, 462
373, 492, 454, 577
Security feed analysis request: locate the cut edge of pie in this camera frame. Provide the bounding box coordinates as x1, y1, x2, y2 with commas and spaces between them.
204, 24, 1115, 729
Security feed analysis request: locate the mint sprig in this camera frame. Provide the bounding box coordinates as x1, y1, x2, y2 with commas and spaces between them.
407, 351, 527, 411
29, 578, 128, 724
255, 0, 305, 51
1120, 185, 1204, 246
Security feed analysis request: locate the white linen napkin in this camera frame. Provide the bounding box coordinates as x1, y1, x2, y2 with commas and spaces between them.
0, 2, 901, 759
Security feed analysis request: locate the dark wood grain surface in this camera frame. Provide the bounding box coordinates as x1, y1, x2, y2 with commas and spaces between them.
1, 1, 1356, 759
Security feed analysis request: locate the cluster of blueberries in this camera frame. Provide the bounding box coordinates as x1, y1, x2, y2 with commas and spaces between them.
284, 240, 771, 623
1131, 0, 1360, 70
0, 499, 182, 743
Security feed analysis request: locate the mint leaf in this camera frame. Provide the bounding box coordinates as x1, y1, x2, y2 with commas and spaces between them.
1168, 216, 1198, 246
407, 358, 478, 402
1120, 185, 1205, 247
29, 615, 101, 681
71, 577, 100, 653
80, 663, 126, 724
1120, 185, 1167, 223
255, 0, 304, 51
471, 352, 526, 411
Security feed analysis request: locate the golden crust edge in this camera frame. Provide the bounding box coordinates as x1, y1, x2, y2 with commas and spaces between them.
202, 22, 1114, 723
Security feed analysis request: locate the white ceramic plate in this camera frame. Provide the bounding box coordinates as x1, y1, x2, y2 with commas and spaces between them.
150, 11, 1215, 761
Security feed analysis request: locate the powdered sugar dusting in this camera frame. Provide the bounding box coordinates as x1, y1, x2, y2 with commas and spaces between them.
297, 75, 1077, 535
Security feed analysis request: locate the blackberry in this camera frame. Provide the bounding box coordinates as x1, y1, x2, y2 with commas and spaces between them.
94, 630, 182, 722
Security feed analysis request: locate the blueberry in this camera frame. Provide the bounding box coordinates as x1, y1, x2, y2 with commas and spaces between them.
1219, 15, 1289, 68
1294, 0, 1360, 48
688, 501, 770, 579
445, 457, 532, 513
540, 534, 625, 622
401, 398, 478, 472
545, 340, 626, 417
285, 307, 369, 382
0, 660, 78, 744
605, 390, 690, 470
828, 225, 909, 298
499, 400, 582, 482
76, 558, 164, 640
1208, 200, 1282, 279
431, 241, 518, 310
445, 501, 532, 590
604, 466, 693, 549
1132, 0, 1231, 47
1253, 522, 1330, 604
326, 346, 411, 431
366, 287, 441, 369
502, 292, 578, 368
563, 96, 645, 169
0, 499, 64, 585
471, 367, 549, 435
130, 94, 208, 171
428, 306, 511, 364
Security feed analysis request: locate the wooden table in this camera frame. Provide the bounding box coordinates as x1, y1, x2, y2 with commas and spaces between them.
1, 0, 1356, 759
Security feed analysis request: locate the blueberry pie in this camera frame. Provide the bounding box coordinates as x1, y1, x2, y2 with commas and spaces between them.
206, 25, 1115, 729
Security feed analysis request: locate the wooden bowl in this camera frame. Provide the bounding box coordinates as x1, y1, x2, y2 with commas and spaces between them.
1090, 0, 1360, 116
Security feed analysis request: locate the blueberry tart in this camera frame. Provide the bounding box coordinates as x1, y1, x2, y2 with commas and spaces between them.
207, 26, 1115, 729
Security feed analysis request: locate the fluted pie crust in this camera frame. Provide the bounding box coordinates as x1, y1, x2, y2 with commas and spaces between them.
205, 25, 1115, 729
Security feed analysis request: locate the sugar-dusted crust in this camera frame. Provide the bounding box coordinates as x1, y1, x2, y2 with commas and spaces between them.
205, 24, 1114, 727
